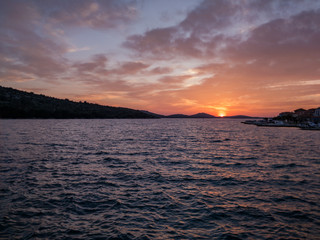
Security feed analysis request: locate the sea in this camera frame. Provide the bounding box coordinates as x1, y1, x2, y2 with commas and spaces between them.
0, 119, 319, 239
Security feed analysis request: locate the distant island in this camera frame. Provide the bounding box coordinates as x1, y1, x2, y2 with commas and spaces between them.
164, 113, 256, 118
166, 113, 216, 118
0, 86, 258, 119
224, 115, 258, 119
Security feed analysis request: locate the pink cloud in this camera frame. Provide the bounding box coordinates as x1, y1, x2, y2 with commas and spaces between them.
111, 61, 150, 75
73, 54, 108, 73
148, 67, 173, 75
158, 75, 192, 84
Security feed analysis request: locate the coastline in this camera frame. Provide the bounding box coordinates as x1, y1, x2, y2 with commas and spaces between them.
242, 119, 320, 130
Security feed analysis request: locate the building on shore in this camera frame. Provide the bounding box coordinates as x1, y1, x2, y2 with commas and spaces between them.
275, 107, 320, 124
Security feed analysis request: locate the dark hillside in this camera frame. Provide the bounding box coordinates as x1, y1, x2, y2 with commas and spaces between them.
189, 113, 215, 118
0, 86, 156, 119
166, 114, 190, 118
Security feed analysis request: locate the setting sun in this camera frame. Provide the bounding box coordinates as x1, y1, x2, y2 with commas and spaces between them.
219, 112, 226, 117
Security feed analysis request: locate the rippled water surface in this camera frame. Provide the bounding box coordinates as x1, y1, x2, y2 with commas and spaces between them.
0, 119, 319, 239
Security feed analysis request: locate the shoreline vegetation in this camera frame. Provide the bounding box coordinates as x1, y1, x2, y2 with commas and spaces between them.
0, 86, 155, 119
242, 108, 320, 130
0, 86, 257, 119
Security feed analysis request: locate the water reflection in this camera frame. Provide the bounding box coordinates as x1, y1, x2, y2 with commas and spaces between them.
0, 119, 319, 239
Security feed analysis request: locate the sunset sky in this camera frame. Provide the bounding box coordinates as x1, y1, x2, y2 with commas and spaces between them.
1, 0, 320, 117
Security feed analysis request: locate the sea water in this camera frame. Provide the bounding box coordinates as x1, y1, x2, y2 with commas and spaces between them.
0, 119, 319, 239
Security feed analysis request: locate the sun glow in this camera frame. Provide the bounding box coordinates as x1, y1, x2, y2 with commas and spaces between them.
219, 112, 226, 117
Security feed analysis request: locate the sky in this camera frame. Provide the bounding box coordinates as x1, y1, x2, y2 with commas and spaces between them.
1, 0, 320, 117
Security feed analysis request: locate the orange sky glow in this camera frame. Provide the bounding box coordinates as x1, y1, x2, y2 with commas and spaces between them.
1, 0, 320, 117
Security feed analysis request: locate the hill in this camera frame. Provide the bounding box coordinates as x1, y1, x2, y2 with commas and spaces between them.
140, 110, 165, 118
189, 113, 215, 118
166, 114, 190, 118
166, 113, 216, 118
0, 86, 156, 119
224, 115, 259, 119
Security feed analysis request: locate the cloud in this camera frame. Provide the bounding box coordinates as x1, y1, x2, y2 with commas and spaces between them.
124, 0, 320, 60
225, 9, 320, 59
73, 54, 108, 73
221, 9, 320, 84
123, 27, 179, 59
0, 1, 69, 82
158, 75, 191, 84
67, 46, 91, 53
179, 0, 241, 33
148, 67, 173, 75
0, 0, 138, 84
33, 0, 138, 30
266, 80, 320, 89
111, 61, 150, 75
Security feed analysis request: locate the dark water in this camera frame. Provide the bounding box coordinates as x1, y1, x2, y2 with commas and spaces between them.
0, 119, 319, 239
